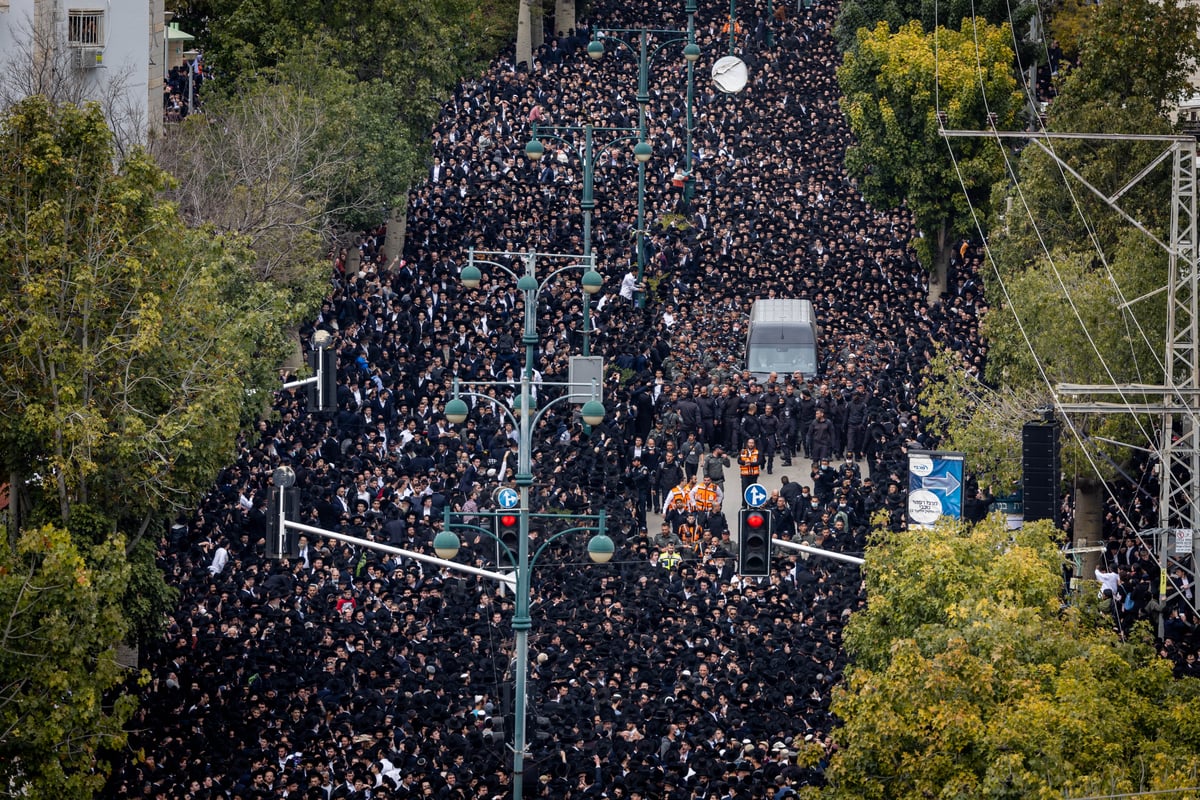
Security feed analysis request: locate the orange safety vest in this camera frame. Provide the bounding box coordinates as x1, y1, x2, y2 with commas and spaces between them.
693, 485, 719, 512
739, 448, 761, 476
677, 523, 702, 545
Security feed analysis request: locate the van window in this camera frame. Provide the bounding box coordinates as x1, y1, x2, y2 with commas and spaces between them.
748, 344, 818, 376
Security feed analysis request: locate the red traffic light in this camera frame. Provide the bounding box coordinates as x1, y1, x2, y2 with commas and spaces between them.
746, 512, 765, 528
500, 514, 518, 527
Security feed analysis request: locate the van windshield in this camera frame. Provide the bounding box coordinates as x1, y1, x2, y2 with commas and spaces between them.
748, 345, 817, 376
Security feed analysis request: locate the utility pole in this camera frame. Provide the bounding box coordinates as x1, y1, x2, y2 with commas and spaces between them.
942, 126, 1200, 622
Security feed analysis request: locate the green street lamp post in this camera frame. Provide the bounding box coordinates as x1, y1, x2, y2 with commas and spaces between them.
525, 123, 651, 351
450, 250, 608, 800
589, 0, 701, 307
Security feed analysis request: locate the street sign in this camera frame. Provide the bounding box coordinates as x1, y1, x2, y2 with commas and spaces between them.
568, 356, 604, 404
1177, 528, 1193, 555
907, 450, 965, 527
744, 483, 768, 508
496, 487, 519, 509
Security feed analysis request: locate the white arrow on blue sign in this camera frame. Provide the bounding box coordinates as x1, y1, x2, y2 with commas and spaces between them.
496, 487, 519, 509
744, 483, 768, 508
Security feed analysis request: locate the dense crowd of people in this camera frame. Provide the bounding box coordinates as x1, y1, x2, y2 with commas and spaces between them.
110, 0, 1196, 796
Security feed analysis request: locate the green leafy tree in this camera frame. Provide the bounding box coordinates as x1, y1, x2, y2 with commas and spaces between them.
936, 0, 1198, 489
152, 48, 357, 306
187, 0, 517, 221
838, 19, 1022, 267
0, 97, 293, 557
917, 347, 1039, 493
820, 516, 1200, 799
0, 525, 137, 799
988, 0, 1199, 264
1054, 0, 1200, 120
922, 223, 1165, 489
834, 0, 1034, 55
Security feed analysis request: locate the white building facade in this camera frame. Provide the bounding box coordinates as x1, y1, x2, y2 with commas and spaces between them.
0, 0, 168, 144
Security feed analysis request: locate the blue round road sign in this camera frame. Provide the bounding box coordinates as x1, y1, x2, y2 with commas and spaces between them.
744, 483, 768, 508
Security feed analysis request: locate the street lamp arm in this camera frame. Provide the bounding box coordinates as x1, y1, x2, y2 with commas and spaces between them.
529, 128, 644, 165
594, 28, 694, 66
772, 538, 865, 565
444, 519, 520, 569
595, 134, 645, 159
528, 385, 601, 431
467, 248, 522, 282
282, 519, 517, 588
529, 517, 609, 567
597, 26, 691, 37
645, 35, 691, 63
279, 375, 317, 391
531, 123, 643, 137
537, 262, 597, 294
452, 389, 521, 429
590, 29, 640, 60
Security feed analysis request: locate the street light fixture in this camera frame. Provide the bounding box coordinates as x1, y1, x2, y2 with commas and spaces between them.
430, 528, 615, 564
521, 127, 634, 355
582, 269, 603, 296
589, 0, 700, 305
524, 138, 546, 161
460, 264, 482, 289
442, 249, 609, 800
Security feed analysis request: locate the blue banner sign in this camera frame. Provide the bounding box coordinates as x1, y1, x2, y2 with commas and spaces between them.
907, 450, 965, 527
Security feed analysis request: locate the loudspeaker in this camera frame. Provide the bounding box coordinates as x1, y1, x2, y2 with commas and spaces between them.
1023, 421, 1060, 525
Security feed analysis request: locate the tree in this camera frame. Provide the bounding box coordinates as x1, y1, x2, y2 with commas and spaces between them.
920, 221, 1166, 489
987, 0, 1200, 265
188, 0, 518, 221
917, 347, 1041, 494
838, 19, 1022, 267
1053, 0, 1200, 120
151, 49, 359, 301
820, 516, 1200, 799
929, 0, 1199, 490
834, 0, 1035, 56
0, 97, 295, 550
0, 525, 137, 799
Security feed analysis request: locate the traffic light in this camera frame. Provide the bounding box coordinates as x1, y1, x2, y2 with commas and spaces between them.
738, 508, 772, 577
265, 487, 300, 559
495, 512, 520, 566
306, 348, 338, 413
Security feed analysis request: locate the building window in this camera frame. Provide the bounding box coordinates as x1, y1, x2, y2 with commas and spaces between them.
68, 10, 104, 46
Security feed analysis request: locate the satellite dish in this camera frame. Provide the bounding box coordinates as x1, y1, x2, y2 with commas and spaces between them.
712, 56, 748, 93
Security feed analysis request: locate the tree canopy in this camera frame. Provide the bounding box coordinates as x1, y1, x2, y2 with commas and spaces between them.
834, 0, 1034, 55
0, 96, 294, 550
168, 0, 517, 222
909, 0, 1200, 485
838, 19, 1022, 266
820, 516, 1200, 799
0, 525, 136, 799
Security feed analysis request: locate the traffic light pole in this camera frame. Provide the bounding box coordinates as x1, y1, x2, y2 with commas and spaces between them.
282, 518, 517, 588
772, 538, 865, 566
281, 336, 338, 413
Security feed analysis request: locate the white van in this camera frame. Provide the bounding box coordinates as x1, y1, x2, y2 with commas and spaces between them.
745, 299, 819, 382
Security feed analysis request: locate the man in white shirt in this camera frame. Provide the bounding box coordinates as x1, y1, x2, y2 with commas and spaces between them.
208, 538, 229, 576
1095, 564, 1121, 599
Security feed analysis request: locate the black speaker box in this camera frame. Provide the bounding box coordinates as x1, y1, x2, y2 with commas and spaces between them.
1022, 422, 1060, 525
